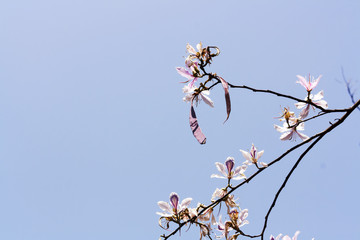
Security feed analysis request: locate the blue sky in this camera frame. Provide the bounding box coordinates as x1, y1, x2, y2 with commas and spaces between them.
1, 0, 360, 239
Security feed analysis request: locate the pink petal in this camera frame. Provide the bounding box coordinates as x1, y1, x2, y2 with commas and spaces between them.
176, 67, 193, 80
310, 75, 321, 90
299, 104, 310, 119
296, 75, 310, 91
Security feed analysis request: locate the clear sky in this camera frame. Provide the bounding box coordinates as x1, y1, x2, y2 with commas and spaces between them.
1, 0, 360, 239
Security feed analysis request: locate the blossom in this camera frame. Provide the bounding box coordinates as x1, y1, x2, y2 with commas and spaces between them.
197, 206, 216, 225
211, 188, 238, 212
229, 208, 249, 229
215, 215, 232, 239
215, 209, 249, 239
182, 85, 214, 107
211, 157, 247, 180
270, 231, 305, 240
186, 42, 205, 59
240, 144, 267, 167
274, 121, 309, 141
296, 74, 321, 92
176, 63, 199, 88
295, 90, 328, 119
157, 192, 192, 217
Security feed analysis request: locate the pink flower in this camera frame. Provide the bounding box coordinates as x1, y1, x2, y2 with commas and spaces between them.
240, 144, 267, 167
176, 64, 199, 88
157, 192, 192, 217
296, 74, 321, 92
295, 90, 328, 119
211, 157, 247, 180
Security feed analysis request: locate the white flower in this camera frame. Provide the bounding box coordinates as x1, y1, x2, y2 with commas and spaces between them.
211, 157, 247, 180
274, 121, 309, 141
157, 192, 192, 217
240, 144, 267, 167
295, 90, 328, 119
182, 85, 214, 108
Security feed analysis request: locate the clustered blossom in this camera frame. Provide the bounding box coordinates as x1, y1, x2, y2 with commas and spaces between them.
295, 74, 328, 119
159, 46, 326, 240
216, 208, 249, 240
211, 188, 238, 213
274, 107, 309, 141
183, 85, 214, 107
273, 74, 329, 141
176, 42, 216, 107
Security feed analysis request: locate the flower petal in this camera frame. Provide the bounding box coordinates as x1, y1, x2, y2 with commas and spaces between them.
240, 150, 252, 161
296, 75, 310, 90
158, 201, 172, 213
314, 99, 328, 109
176, 67, 193, 79
296, 131, 309, 141
299, 104, 310, 119
200, 91, 214, 108
280, 131, 293, 141
180, 197, 192, 209
186, 43, 197, 54
210, 174, 227, 179
259, 162, 268, 167
214, 162, 227, 176
293, 231, 300, 240
274, 124, 288, 133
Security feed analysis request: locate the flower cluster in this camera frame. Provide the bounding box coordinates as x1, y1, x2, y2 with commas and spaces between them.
158, 44, 333, 240
295, 75, 328, 119
176, 42, 218, 107
274, 74, 328, 141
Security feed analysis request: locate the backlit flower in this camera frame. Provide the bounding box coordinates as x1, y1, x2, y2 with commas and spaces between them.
274, 121, 309, 141
176, 63, 199, 88
182, 85, 214, 107
296, 74, 321, 92
295, 90, 328, 119
157, 192, 192, 217
240, 144, 267, 167
211, 157, 247, 180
